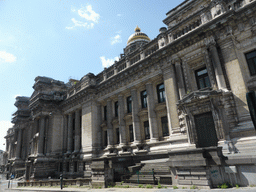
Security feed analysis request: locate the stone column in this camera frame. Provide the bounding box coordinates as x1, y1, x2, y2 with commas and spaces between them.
163, 64, 180, 135
131, 89, 142, 144
15, 129, 22, 159
140, 51, 145, 60
74, 110, 81, 153
96, 104, 102, 148
107, 100, 114, 147
38, 117, 45, 156
63, 115, 68, 152
209, 44, 227, 91
175, 60, 186, 99
146, 83, 159, 142
118, 95, 127, 146
114, 65, 118, 75
8, 141, 12, 159
81, 101, 100, 155
67, 114, 73, 154
126, 59, 130, 68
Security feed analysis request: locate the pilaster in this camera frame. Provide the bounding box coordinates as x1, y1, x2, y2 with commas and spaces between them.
208, 43, 228, 91
74, 110, 81, 153
67, 114, 73, 154
163, 64, 180, 135
131, 89, 142, 144
146, 82, 159, 142
38, 117, 45, 156
106, 100, 114, 147
118, 95, 127, 146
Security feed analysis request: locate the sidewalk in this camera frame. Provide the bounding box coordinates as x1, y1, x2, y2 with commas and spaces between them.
4, 187, 256, 192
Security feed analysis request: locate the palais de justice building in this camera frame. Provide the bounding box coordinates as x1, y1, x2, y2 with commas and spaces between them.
4, 0, 256, 188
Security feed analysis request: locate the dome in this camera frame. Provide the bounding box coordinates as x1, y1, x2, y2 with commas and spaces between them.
127, 26, 150, 45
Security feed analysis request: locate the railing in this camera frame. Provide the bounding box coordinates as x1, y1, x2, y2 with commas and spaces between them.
145, 44, 159, 57
94, 40, 159, 84
172, 18, 202, 41
117, 62, 126, 72
130, 54, 141, 65
106, 69, 114, 79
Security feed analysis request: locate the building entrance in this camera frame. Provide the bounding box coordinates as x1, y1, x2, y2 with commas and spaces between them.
194, 112, 218, 148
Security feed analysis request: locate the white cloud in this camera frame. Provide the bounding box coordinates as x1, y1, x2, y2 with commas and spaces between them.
66, 18, 94, 30
0, 121, 13, 151
66, 5, 99, 30
78, 5, 100, 23
0, 51, 16, 63
111, 34, 122, 45
100, 56, 119, 68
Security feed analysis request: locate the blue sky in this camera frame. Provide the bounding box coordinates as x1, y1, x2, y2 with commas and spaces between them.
0, 0, 184, 151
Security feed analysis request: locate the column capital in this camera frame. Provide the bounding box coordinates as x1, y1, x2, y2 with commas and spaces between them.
145, 81, 153, 86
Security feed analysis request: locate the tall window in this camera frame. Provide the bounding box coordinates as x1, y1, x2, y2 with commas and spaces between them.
116, 128, 120, 144
104, 130, 108, 147
141, 90, 147, 108
104, 106, 107, 121
144, 121, 150, 140
245, 50, 256, 76
195, 67, 211, 89
74, 161, 77, 172
161, 116, 169, 137
129, 125, 134, 142
66, 162, 70, 172
115, 101, 118, 117
127, 96, 132, 113
157, 83, 165, 103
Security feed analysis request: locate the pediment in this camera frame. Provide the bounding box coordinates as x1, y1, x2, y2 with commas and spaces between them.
179, 89, 221, 104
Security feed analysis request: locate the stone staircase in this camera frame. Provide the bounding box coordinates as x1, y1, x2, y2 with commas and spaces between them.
229, 114, 256, 154
123, 159, 172, 185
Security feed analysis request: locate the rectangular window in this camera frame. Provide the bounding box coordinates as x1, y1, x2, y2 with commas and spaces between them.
104, 106, 107, 121
157, 83, 166, 103
115, 101, 118, 117
144, 121, 150, 140
104, 130, 108, 147
127, 96, 132, 113
246, 50, 256, 76
74, 161, 77, 172
195, 67, 211, 89
116, 128, 120, 144
161, 116, 169, 137
141, 90, 147, 108
129, 125, 134, 142
66, 162, 69, 172
59, 162, 63, 172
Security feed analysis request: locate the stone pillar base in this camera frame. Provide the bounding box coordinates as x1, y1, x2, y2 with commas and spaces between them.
167, 147, 226, 189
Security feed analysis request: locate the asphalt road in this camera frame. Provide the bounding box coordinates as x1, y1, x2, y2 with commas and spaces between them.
0, 174, 256, 192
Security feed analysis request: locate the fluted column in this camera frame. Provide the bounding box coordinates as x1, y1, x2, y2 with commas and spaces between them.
15, 129, 22, 159
67, 114, 73, 154
74, 110, 81, 153
38, 117, 45, 156
107, 100, 114, 147
118, 95, 127, 146
146, 83, 159, 142
209, 44, 227, 91
131, 89, 142, 144
163, 64, 180, 135
175, 60, 186, 99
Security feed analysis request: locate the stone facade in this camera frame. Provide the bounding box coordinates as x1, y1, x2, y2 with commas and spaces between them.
5, 0, 256, 188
